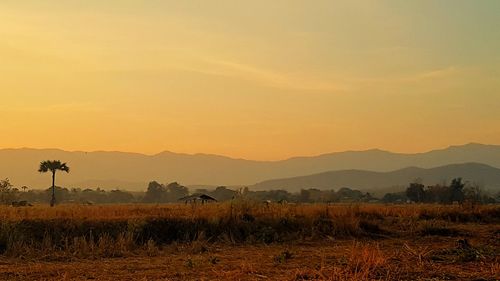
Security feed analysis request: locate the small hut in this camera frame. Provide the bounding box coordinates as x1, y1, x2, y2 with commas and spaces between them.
179, 194, 218, 204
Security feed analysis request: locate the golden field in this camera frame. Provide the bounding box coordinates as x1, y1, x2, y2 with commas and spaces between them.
0, 202, 498, 280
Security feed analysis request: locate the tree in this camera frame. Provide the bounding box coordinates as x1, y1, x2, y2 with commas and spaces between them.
406, 182, 425, 203
382, 192, 407, 203
425, 184, 450, 203
337, 187, 364, 202
38, 160, 70, 207
143, 181, 165, 203
464, 183, 484, 204
299, 189, 311, 202
449, 178, 465, 203
212, 186, 238, 201
165, 182, 189, 202
0, 178, 16, 204
108, 190, 135, 203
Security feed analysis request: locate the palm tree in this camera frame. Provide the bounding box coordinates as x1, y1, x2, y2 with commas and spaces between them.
38, 160, 70, 207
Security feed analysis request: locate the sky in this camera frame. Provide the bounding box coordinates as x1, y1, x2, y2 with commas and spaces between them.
1, 1, 499, 160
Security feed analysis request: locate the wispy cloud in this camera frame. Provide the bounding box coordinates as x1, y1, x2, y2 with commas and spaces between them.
177, 57, 351, 93
175, 54, 463, 95
351, 66, 461, 86
404, 67, 459, 82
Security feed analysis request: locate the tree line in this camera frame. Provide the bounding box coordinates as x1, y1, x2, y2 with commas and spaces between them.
0, 177, 498, 205
404, 178, 497, 204
0, 179, 138, 204
0, 178, 378, 204
381, 177, 498, 204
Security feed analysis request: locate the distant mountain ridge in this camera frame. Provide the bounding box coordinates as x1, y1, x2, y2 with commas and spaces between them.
1, 143, 500, 190
252, 163, 500, 194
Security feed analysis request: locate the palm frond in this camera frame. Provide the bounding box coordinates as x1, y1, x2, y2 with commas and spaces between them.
60, 163, 70, 173
38, 160, 70, 173
38, 161, 50, 173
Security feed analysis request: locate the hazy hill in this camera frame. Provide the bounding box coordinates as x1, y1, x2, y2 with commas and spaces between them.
253, 163, 500, 193
1, 143, 500, 190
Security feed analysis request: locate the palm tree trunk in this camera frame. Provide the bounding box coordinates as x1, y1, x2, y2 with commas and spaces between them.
50, 171, 56, 207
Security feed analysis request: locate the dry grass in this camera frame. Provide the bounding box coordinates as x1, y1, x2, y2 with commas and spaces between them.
0, 202, 498, 280
0, 202, 493, 219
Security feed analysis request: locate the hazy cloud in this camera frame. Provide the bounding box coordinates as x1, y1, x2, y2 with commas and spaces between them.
183, 57, 351, 93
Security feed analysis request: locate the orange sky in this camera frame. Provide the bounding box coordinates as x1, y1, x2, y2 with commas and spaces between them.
1, 1, 500, 160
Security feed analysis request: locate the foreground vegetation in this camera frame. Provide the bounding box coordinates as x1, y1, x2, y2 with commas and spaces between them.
0, 203, 498, 280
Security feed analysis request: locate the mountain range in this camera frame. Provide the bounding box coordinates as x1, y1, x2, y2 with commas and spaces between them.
1, 143, 500, 191
253, 163, 500, 194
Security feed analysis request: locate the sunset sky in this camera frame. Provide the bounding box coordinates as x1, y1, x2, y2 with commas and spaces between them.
1, 1, 499, 160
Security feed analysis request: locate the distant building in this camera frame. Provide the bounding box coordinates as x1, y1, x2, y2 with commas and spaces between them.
179, 194, 218, 204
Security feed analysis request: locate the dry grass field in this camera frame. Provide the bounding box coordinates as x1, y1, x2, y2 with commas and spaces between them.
0, 202, 498, 280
